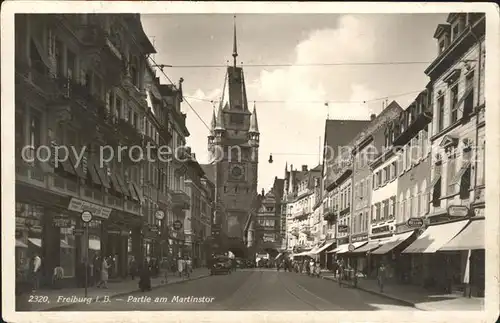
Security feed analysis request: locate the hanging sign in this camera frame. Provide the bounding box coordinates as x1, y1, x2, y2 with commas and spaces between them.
407, 217, 424, 228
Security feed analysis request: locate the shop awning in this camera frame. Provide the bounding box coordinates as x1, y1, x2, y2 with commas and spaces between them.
115, 173, 130, 196
110, 172, 124, 194
293, 250, 312, 257
439, 219, 484, 251
60, 158, 76, 175
128, 182, 139, 201
424, 175, 441, 194
88, 239, 101, 251
337, 241, 368, 254
69, 153, 86, 178
351, 241, 381, 253
16, 239, 28, 248
132, 182, 145, 203
449, 161, 471, 186
311, 240, 336, 254
28, 238, 42, 247
86, 158, 102, 186
402, 220, 469, 253
371, 231, 414, 255
328, 243, 349, 254
94, 162, 111, 189
275, 252, 283, 260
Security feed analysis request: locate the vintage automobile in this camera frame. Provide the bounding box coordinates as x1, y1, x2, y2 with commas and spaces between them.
210, 255, 232, 275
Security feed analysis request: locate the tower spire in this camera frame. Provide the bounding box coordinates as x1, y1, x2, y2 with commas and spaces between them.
232, 15, 238, 67
249, 101, 259, 134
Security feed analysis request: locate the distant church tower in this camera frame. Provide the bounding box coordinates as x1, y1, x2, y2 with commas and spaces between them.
207, 16, 260, 247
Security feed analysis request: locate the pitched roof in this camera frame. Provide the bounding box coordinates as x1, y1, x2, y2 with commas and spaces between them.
323, 119, 371, 161
200, 164, 215, 184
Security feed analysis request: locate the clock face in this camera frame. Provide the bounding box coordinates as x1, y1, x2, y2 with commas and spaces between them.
230, 165, 244, 179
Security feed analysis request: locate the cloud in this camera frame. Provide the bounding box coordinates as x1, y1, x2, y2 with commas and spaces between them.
250, 15, 380, 120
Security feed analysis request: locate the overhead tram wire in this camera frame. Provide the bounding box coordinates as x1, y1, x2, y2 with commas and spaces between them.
163, 60, 434, 69
184, 89, 425, 105
148, 55, 212, 132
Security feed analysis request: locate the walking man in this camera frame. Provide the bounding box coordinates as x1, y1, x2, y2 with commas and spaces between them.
378, 263, 386, 293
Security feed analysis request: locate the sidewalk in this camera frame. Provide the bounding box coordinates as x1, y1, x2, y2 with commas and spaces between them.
321, 272, 484, 311
17, 267, 210, 311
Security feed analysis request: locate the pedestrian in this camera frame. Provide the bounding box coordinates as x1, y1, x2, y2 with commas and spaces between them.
52, 264, 64, 289
31, 253, 42, 291
177, 257, 184, 278
139, 260, 152, 292
97, 257, 110, 289
378, 263, 386, 293
185, 256, 192, 277
129, 256, 138, 280
309, 258, 315, 277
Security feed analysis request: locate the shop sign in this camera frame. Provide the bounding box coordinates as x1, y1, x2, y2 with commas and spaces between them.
372, 225, 391, 235
120, 230, 129, 236
108, 230, 121, 235
72, 228, 84, 235
448, 205, 470, 217
338, 225, 349, 233
407, 217, 424, 228
53, 217, 72, 228
150, 225, 159, 233
68, 198, 111, 219
173, 220, 183, 231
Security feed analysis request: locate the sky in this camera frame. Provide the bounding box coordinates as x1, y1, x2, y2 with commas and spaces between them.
140, 13, 447, 193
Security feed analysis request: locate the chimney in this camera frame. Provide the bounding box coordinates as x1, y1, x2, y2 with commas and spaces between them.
261, 188, 265, 196
191, 153, 196, 160
302, 165, 308, 172
370, 114, 376, 121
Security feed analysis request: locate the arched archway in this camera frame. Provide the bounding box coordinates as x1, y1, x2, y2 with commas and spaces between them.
228, 247, 246, 259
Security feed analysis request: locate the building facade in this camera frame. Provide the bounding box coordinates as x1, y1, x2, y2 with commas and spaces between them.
419, 12, 485, 296
15, 14, 159, 286
284, 165, 321, 252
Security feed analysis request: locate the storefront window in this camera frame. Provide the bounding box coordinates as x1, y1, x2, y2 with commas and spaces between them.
16, 204, 43, 280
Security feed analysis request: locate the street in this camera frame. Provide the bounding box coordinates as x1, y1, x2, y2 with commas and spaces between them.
54, 269, 413, 311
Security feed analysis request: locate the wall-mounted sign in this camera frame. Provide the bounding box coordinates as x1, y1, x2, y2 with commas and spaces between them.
173, 220, 183, 231
448, 205, 470, 217
69, 198, 111, 219
371, 225, 390, 235
72, 228, 84, 235
407, 217, 424, 228
53, 216, 72, 228
348, 244, 355, 252
338, 225, 349, 233
81, 211, 93, 223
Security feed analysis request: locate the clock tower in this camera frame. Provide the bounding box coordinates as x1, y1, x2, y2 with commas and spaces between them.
206, 16, 259, 257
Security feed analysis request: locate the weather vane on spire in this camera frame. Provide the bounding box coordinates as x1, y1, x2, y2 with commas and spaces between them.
232, 15, 238, 67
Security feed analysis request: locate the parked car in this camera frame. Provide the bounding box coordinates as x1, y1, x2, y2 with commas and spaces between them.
210, 255, 232, 275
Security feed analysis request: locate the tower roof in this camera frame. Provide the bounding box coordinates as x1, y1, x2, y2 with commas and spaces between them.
210, 107, 217, 134
249, 102, 259, 133
215, 106, 225, 131
232, 15, 238, 67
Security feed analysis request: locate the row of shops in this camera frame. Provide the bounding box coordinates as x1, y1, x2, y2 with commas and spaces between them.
290, 215, 485, 298
14, 193, 194, 288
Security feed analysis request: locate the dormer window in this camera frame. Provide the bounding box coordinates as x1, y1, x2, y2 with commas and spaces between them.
434, 24, 451, 55
450, 13, 467, 41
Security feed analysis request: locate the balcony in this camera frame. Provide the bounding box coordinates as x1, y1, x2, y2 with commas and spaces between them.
393, 111, 433, 147
15, 65, 59, 100
15, 162, 142, 217
294, 209, 309, 220
291, 227, 299, 237
159, 124, 173, 144
171, 190, 190, 210
339, 205, 351, 216
113, 118, 142, 146
300, 225, 311, 235
323, 205, 337, 222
